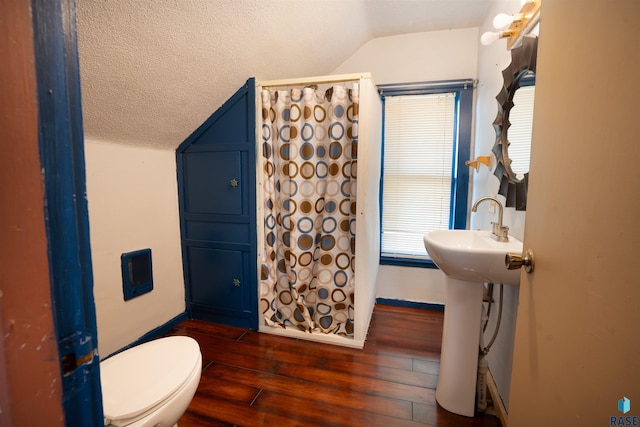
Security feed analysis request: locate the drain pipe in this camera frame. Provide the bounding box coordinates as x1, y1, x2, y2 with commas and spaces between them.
476, 355, 489, 412
476, 283, 504, 413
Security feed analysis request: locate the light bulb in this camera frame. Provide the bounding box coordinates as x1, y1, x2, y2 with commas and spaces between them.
481, 31, 500, 46
493, 13, 514, 30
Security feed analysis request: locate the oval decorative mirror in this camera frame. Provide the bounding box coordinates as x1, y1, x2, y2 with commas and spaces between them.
492, 35, 538, 211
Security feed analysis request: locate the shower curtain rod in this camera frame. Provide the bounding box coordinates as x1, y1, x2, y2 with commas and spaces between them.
378, 78, 476, 89
258, 72, 373, 89
377, 78, 478, 97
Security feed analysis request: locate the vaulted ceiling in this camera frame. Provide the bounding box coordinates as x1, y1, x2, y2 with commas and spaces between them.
77, 0, 492, 149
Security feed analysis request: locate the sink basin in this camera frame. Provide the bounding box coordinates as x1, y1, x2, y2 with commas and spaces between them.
424, 229, 523, 285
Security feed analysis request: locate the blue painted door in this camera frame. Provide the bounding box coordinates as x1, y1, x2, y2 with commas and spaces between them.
31, 0, 103, 425
177, 79, 258, 329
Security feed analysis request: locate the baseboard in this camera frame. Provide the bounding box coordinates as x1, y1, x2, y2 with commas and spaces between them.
487, 368, 508, 427
137, 311, 189, 343
375, 298, 444, 311
103, 311, 188, 360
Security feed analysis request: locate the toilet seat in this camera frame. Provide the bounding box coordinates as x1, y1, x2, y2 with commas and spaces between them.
101, 336, 201, 427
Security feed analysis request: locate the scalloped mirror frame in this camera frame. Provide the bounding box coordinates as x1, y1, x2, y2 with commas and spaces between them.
492, 34, 538, 211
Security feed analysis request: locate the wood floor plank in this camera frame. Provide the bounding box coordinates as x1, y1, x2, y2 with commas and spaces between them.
177, 410, 235, 427
170, 330, 282, 373
413, 358, 441, 375
241, 330, 416, 371
172, 319, 248, 340
322, 357, 438, 388
197, 363, 261, 404
174, 329, 325, 368
275, 362, 436, 405
364, 324, 443, 355
253, 389, 429, 427
187, 392, 299, 426
363, 342, 441, 363
239, 330, 362, 360
204, 362, 413, 420
413, 402, 501, 426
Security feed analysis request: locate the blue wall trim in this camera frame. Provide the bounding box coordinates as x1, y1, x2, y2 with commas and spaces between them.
380, 257, 440, 269
376, 298, 445, 312
31, 0, 103, 425
453, 85, 473, 230
136, 311, 189, 344
103, 312, 189, 360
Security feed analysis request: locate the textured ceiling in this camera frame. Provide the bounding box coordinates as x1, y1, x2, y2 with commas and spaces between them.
77, 0, 493, 149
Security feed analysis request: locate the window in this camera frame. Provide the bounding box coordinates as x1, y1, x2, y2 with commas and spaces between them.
378, 80, 474, 267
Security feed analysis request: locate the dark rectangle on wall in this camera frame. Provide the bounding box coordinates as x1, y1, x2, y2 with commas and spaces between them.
121, 249, 153, 301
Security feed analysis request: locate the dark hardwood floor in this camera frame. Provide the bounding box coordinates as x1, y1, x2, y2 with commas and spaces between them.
169, 305, 501, 426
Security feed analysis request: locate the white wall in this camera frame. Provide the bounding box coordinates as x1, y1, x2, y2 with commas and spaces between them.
472, 0, 528, 240
333, 28, 480, 85
85, 140, 185, 358
332, 28, 479, 305
473, 0, 526, 411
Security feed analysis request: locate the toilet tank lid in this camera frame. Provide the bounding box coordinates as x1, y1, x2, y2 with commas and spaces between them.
100, 336, 201, 423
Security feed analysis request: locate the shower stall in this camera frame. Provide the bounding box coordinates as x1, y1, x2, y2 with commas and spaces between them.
177, 74, 381, 348
256, 73, 382, 348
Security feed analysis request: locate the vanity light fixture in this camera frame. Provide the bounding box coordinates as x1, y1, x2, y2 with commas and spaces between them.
481, 0, 541, 50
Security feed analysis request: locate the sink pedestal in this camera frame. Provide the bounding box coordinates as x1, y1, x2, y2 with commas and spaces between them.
436, 277, 484, 417
423, 229, 523, 417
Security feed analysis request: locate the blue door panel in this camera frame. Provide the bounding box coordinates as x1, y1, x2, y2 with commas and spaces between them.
185, 220, 250, 243
187, 247, 245, 311
179, 80, 254, 149
184, 151, 245, 215
192, 95, 250, 145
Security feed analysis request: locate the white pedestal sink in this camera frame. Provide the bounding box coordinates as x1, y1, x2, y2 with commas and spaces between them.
424, 230, 523, 417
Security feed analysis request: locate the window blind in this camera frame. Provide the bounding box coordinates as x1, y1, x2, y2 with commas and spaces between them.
382, 93, 456, 258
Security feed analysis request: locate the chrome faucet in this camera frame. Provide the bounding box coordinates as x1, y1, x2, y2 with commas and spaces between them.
472, 196, 509, 242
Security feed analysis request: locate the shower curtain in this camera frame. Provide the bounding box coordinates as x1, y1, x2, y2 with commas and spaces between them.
260, 83, 359, 336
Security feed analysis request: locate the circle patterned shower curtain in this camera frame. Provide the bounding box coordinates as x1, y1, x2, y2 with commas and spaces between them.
260, 83, 359, 336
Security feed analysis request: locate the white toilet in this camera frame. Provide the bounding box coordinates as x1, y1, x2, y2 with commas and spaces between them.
100, 336, 202, 427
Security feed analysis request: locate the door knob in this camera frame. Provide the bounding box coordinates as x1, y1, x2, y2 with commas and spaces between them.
232, 278, 241, 287
230, 179, 239, 188
505, 249, 535, 273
